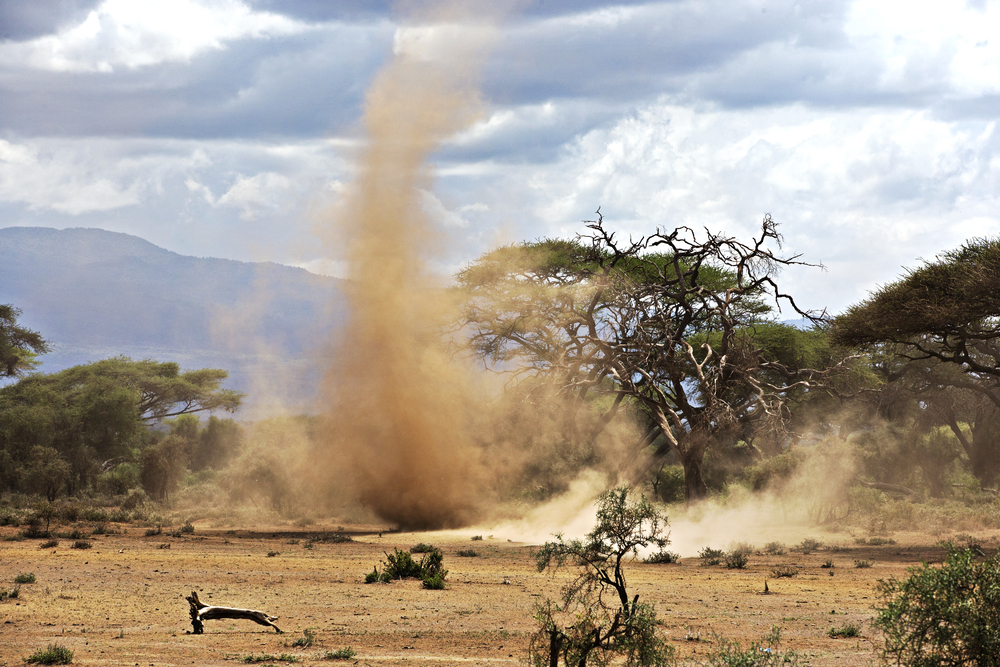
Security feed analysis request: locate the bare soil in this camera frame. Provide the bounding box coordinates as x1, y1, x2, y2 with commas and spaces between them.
0, 521, 990, 666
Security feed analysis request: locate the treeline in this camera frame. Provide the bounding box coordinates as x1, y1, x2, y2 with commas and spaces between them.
455, 216, 1000, 510
0, 355, 243, 502
1, 216, 999, 523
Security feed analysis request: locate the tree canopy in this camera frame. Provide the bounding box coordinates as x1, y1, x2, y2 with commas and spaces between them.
833, 237, 1000, 487
457, 213, 843, 500
0, 304, 49, 377
834, 237, 1000, 374
0, 357, 244, 498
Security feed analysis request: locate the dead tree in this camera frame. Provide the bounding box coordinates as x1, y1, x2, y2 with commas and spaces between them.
185, 591, 282, 634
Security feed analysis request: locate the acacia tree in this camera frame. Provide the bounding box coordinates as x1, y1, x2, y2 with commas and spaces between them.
531, 487, 674, 667
458, 213, 835, 500
0, 304, 48, 378
0, 357, 243, 496
834, 237, 1000, 487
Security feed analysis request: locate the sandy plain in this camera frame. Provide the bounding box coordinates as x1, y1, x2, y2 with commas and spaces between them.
0, 521, 990, 667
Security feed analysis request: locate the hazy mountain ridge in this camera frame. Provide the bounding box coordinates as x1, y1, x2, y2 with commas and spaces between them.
0, 226, 347, 414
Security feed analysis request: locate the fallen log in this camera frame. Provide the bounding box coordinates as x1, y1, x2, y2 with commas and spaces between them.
185, 591, 282, 634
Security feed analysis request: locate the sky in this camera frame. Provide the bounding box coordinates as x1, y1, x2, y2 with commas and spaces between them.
1, 0, 998, 315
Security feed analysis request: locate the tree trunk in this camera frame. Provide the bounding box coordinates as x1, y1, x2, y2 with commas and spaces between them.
679, 449, 708, 501
970, 409, 1000, 488
185, 591, 282, 634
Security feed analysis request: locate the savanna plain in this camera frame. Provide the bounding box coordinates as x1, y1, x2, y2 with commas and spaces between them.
4, 517, 995, 667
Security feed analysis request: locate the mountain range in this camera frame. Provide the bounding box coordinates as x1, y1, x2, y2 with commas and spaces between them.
0, 226, 348, 416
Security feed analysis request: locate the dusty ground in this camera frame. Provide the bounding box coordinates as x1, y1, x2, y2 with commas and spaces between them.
0, 521, 993, 666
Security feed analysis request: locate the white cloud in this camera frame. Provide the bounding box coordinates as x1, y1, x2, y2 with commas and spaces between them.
216, 172, 294, 220
0, 138, 142, 214
0, 0, 308, 72
506, 100, 1000, 312
185, 177, 216, 205
844, 0, 1000, 97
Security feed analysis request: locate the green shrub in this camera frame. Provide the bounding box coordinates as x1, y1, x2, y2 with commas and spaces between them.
874, 547, 1000, 666
701, 627, 800, 666
797, 538, 822, 553
40, 540, 58, 549
471, 535, 483, 541
322, 648, 356, 660
239, 653, 298, 663
828, 623, 861, 638
71, 540, 92, 550
699, 546, 724, 566
644, 550, 680, 564
314, 532, 351, 544
291, 628, 315, 647
770, 566, 798, 578
456, 548, 479, 557
25, 644, 73, 664
21, 519, 51, 539
821, 560, 835, 569
382, 549, 424, 579
364, 566, 391, 584
422, 572, 447, 589
79, 507, 110, 523
0, 587, 20, 601
14, 573, 36, 584
764, 541, 785, 555
723, 544, 752, 569
530, 487, 674, 667
95, 463, 141, 496
854, 560, 872, 568
180, 522, 195, 534
724, 549, 749, 569
409, 543, 436, 554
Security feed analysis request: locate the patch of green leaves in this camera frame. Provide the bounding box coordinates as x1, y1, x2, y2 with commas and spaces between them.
25, 644, 73, 665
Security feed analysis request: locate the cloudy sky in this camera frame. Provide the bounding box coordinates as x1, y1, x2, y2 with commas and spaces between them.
1, 0, 998, 314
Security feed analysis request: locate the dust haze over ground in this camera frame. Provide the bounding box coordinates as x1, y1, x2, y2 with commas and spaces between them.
451, 443, 858, 556
318, 2, 509, 530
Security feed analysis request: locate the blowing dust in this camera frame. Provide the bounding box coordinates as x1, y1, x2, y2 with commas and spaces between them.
317, 3, 504, 530
469, 440, 859, 556
311, 4, 887, 543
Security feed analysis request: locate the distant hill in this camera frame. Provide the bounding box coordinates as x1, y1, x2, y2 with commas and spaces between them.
0, 226, 348, 416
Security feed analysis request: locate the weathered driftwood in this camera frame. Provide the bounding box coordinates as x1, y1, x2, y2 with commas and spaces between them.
185, 591, 282, 634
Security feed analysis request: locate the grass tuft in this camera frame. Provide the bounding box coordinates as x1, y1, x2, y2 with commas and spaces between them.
291, 628, 316, 648
322, 648, 356, 660
644, 550, 680, 564
828, 623, 861, 638
25, 644, 73, 665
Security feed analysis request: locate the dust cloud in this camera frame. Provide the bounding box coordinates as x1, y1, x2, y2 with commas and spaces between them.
310, 2, 877, 541
462, 439, 859, 556
318, 2, 507, 530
